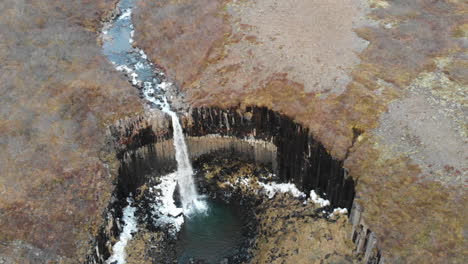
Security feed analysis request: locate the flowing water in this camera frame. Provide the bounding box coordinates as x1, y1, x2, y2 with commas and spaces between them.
102, 0, 206, 215
101, 0, 250, 263
178, 199, 247, 263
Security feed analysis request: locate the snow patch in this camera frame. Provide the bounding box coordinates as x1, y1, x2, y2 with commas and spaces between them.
158, 81, 171, 91
259, 182, 306, 199
149, 173, 184, 235
105, 198, 138, 264
308, 190, 330, 207
119, 8, 132, 20
328, 207, 348, 218
139, 49, 148, 59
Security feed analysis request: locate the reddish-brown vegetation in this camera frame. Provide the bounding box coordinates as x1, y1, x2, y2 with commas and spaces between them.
0, 0, 142, 261
133, 0, 467, 262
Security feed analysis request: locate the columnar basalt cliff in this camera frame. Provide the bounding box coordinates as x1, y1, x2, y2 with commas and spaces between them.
1, 0, 466, 262
89, 106, 371, 263
106, 107, 356, 211
185, 107, 356, 210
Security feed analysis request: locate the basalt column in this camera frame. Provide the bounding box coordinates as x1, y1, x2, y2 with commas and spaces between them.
185, 106, 355, 210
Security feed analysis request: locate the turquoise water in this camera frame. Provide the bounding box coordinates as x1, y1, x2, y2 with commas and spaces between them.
102, 1, 249, 262
178, 199, 247, 263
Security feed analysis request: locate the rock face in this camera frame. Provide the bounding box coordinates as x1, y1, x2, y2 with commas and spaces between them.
90, 106, 360, 263
0, 0, 143, 262
250, 195, 358, 264
195, 154, 359, 264
113, 150, 357, 264
111, 107, 355, 210
133, 0, 467, 263
185, 107, 356, 210
87, 106, 358, 262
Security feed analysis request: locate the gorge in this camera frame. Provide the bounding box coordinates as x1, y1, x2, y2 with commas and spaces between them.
95, 1, 362, 262
0, 0, 465, 263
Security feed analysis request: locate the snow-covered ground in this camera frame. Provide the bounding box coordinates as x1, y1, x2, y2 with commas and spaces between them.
105, 198, 138, 264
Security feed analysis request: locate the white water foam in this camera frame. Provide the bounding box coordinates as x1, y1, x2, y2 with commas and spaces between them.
141, 79, 207, 216
149, 173, 184, 235
105, 198, 138, 264
118, 8, 132, 20
164, 109, 208, 215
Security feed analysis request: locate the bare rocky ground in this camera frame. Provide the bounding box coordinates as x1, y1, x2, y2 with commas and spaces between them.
133, 0, 467, 263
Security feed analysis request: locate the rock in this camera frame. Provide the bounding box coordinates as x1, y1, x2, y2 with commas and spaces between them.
173, 183, 182, 208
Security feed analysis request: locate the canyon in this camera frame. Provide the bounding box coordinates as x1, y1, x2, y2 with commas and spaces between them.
0, 0, 466, 263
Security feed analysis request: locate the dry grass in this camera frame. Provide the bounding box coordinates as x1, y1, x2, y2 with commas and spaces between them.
0, 0, 142, 260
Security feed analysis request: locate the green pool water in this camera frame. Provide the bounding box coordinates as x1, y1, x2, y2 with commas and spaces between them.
178, 199, 248, 263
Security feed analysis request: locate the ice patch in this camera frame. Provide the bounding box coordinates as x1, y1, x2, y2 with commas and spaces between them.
119, 8, 132, 20
328, 207, 348, 218
308, 190, 330, 207
105, 198, 138, 264
139, 49, 148, 60
130, 72, 139, 85
115, 64, 132, 73
135, 61, 146, 70
143, 82, 153, 90
150, 173, 184, 234
158, 81, 171, 90
259, 182, 306, 199
236, 177, 251, 187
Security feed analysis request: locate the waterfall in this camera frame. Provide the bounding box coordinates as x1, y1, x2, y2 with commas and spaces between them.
102, 0, 206, 216
164, 110, 208, 215
158, 99, 207, 215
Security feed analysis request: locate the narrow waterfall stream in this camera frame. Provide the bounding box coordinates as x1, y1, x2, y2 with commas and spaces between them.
102, 0, 206, 216
101, 0, 216, 263
165, 110, 208, 215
